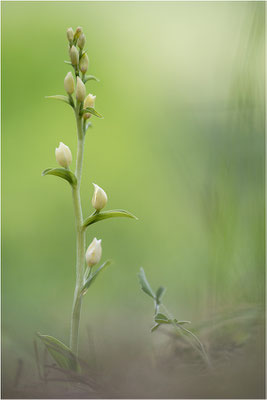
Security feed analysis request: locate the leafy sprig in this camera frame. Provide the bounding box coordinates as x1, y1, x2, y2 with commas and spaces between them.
138, 267, 211, 368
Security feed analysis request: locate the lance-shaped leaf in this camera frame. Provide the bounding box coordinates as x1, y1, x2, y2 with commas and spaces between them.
80, 107, 103, 118
151, 323, 160, 333
42, 168, 77, 187
138, 267, 156, 299
156, 286, 166, 304
81, 260, 112, 295
155, 313, 170, 324
45, 95, 73, 107
83, 75, 100, 83
154, 313, 191, 327
151, 318, 191, 336
36, 333, 79, 372
82, 209, 137, 229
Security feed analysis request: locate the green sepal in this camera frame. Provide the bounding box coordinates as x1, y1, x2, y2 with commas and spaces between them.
156, 286, 166, 304
83, 75, 100, 83
81, 260, 112, 295
82, 209, 138, 229
80, 107, 103, 118
138, 267, 156, 299
64, 60, 72, 65
45, 95, 73, 107
36, 333, 79, 372
42, 168, 77, 187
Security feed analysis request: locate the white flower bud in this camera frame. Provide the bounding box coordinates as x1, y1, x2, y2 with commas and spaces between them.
92, 183, 108, 211
64, 72, 75, 95
67, 27, 74, 42
77, 33, 86, 50
76, 76, 86, 102
83, 93, 96, 119
55, 142, 72, 169
86, 238, 102, 268
84, 93, 96, 108
74, 26, 83, 40
79, 53, 89, 74
69, 45, 79, 66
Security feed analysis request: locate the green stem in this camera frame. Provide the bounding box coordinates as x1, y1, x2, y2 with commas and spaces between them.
161, 304, 211, 368
70, 109, 86, 355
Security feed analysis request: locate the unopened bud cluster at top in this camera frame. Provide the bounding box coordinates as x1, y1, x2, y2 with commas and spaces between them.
55, 27, 106, 269
64, 26, 95, 116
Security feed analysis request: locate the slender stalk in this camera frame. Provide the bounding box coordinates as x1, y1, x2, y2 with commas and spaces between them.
161, 303, 211, 368
70, 107, 86, 355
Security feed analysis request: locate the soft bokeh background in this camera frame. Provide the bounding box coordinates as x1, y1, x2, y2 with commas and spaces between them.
2, 1, 265, 397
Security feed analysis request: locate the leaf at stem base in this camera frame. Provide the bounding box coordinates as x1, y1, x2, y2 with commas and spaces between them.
36, 333, 79, 372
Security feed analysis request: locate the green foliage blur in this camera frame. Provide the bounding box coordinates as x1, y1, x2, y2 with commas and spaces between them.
2, 0, 264, 380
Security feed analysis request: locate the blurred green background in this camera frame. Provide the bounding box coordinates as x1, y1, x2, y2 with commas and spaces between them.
2, 0, 265, 388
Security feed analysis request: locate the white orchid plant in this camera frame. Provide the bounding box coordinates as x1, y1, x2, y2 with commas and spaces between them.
38, 26, 137, 372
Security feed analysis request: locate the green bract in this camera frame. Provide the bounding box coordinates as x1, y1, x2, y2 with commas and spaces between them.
82, 209, 138, 229
42, 168, 77, 187
83, 74, 100, 83
81, 260, 112, 295
80, 107, 103, 118
45, 95, 74, 108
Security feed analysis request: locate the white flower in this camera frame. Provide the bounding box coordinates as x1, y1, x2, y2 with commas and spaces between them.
76, 76, 86, 102
83, 94, 96, 119
86, 238, 102, 267
69, 45, 79, 66
64, 72, 75, 95
79, 53, 89, 74
92, 183, 108, 211
55, 142, 72, 168
66, 27, 74, 42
